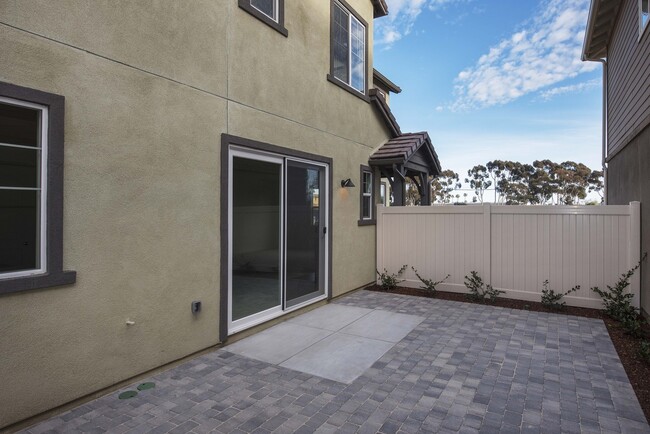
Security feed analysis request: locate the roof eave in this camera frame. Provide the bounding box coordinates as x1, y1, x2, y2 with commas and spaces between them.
582, 0, 622, 61
373, 69, 402, 94
371, 0, 389, 18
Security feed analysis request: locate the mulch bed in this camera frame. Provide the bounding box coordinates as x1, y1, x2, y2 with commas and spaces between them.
365, 284, 650, 422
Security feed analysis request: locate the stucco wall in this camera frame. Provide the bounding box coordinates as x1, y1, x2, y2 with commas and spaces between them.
0, 0, 390, 428
607, 124, 650, 316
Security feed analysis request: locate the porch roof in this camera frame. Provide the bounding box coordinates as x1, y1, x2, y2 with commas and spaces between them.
369, 131, 442, 176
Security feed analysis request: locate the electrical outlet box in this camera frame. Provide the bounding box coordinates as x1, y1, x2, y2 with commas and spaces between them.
191, 301, 201, 314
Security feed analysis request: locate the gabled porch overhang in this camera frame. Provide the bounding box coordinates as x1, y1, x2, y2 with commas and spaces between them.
369, 132, 442, 206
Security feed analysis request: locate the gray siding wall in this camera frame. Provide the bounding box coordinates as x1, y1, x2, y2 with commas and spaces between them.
607, 0, 650, 157
607, 126, 650, 316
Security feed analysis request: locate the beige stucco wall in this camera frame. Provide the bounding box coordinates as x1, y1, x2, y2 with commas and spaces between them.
0, 0, 391, 428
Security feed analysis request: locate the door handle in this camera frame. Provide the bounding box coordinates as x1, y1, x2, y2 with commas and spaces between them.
323, 227, 327, 235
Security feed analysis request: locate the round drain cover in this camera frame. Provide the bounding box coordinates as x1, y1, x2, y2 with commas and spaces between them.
118, 390, 138, 400
137, 382, 155, 391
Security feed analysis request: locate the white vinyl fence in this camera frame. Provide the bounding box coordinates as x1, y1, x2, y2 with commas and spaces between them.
376, 202, 641, 309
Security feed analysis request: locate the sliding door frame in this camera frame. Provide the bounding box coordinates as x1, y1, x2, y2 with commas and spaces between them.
220, 134, 333, 341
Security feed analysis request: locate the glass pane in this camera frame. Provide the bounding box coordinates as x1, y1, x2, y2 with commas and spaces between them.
0, 145, 40, 188
0, 103, 39, 147
0, 189, 39, 273
251, 0, 275, 19
350, 16, 365, 91
286, 162, 324, 306
232, 157, 282, 321
362, 196, 371, 219
333, 3, 350, 83
643, 0, 649, 27
362, 171, 372, 194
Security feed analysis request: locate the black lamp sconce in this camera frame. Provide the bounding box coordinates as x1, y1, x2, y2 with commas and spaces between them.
341, 178, 355, 188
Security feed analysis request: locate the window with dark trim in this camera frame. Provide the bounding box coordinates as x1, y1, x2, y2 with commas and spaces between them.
358, 165, 375, 225
238, 0, 288, 37
641, 0, 649, 38
328, 0, 369, 101
0, 82, 76, 295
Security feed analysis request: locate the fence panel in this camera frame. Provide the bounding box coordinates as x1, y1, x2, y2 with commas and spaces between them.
376, 202, 641, 309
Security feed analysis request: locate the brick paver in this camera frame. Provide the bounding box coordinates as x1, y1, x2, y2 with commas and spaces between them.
22, 291, 649, 433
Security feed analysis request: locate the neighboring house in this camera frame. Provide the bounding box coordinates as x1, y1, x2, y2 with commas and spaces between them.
583, 0, 650, 315
0, 0, 440, 429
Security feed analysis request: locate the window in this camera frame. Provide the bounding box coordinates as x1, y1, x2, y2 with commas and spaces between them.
641, 0, 649, 38
359, 166, 375, 225
328, 0, 368, 99
238, 0, 287, 37
0, 82, 75, 295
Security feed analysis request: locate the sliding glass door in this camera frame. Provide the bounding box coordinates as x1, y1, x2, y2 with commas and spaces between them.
229, 148, 328, 333
285, 161, 326, 308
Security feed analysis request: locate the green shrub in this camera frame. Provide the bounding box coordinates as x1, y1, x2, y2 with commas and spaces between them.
411, 267, 450, 295
376, 265, 407, 290
540, 280, 580, 310
591, 254, 646, 323
639, 341, 650, 363
464, 271, 504, 303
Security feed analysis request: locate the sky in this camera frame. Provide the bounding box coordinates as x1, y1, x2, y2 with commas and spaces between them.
373, 0, 603, 198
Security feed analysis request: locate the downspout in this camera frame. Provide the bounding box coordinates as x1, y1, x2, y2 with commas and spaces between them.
598, 58, 608, 204
584, 57, 608, 204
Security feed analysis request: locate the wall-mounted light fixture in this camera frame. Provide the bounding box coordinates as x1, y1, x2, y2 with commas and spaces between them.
340, 178, 355, 188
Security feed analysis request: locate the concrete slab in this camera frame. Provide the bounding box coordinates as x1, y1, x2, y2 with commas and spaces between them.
280, 333, 395, 383
339, 309, 425, 343
287, 304, 373, 331
226, 322, 331, 364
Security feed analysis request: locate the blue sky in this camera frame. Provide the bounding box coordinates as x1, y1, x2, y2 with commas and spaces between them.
373, 0, 603, 190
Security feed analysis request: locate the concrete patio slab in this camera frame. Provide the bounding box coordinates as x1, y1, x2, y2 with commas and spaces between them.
280, 332, 395, 383
287, 304, 373, 331
339, 308, 425, 342
225, 321, 330, 364
19, 290, 650, 434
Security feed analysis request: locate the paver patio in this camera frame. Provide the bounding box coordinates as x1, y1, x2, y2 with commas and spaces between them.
21, 291, 650, 433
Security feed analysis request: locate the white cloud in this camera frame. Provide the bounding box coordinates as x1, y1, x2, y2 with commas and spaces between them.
375, 0, 471, 47
538, 78, 600, 100
451, 0, 598, 110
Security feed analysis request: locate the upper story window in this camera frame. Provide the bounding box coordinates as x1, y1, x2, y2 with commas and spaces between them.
328, 0, 368, 100
0, 82, 76, 295
239, 0, 287, 37
251, 0, 276, 20
641, 0, 649, 37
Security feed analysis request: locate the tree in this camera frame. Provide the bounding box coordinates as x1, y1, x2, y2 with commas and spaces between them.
588, 170, 604, 202
431, 170, 461, 204
486, 160, 507, 203
465, 165, 492, 204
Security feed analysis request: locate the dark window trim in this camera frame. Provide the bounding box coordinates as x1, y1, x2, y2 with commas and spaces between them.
0, 81, 76, 295
358, 165, 376, 226
219, 134, 333, 342
328, 0, 370, 103
238, 0, 288, 37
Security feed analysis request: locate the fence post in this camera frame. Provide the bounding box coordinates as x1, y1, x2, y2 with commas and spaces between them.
376, 205, 384, 284
483, 203, 492, 286
629, 201, 641, 309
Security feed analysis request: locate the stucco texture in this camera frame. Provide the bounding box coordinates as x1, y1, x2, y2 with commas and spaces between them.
0, 0, 391, 428
0, 25, 226, 428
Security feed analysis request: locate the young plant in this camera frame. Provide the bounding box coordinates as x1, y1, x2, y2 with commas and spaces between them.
464, 271, 504, 303
411, 267, 450, 295
639, 341, 650, 363
591, 254, 646, 322
376, 265, 408, 290
540, 280, 580, 310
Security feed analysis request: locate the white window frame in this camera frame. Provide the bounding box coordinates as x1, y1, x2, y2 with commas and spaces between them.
641, 0, 649, 40
251, 0, 278, 22
0, 96, 48, 279
333, 0, 366, 94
